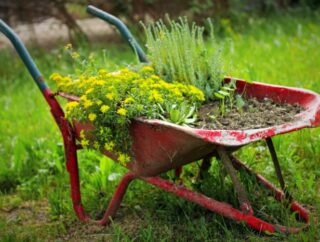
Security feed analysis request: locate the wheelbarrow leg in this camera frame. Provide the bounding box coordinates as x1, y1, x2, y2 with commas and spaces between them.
141, 175, 306, 234
174, 155, 213, 182
66, 142, 136, 225
96, 172, 136, 225
62, 122, 136, 225
229, 155, 309, 223
60, 119, 89, 222
197, 155, 212, 180
266, 137, 292, 201
217, 146, 254, 215
66, 144, 92, 222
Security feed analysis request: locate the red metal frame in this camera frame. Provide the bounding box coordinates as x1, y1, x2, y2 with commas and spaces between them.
63, 133, 309, 233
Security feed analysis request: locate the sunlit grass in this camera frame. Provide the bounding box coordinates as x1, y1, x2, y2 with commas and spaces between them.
222, 13, 320, 91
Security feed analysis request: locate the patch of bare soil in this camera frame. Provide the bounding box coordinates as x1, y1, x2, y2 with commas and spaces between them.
0, 198, 50, 226
196, 98, 304, 130
0, 196, 144, 241
60, 207, 143, 242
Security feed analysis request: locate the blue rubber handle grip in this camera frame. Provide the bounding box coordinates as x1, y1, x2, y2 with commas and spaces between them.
0, 19, 49, 91
87, 5, 148, 63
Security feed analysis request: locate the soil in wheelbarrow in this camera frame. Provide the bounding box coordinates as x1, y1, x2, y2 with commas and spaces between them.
196, 98, 304, 130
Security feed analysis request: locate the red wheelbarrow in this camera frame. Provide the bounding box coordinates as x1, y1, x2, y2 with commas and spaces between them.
1, 5, 320, 235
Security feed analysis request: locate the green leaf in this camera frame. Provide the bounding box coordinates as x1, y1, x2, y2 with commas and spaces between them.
221, 86, 234, 92
217, 90, 230, 96
236, 95, 245, 110
185, 117, 197, 124
186, 106, 196, 118
214, 92, 225, 99
170, 109, 181, 123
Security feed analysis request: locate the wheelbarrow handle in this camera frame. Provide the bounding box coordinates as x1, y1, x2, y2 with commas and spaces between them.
0, 19, 49, 92
86, 5, 148, 63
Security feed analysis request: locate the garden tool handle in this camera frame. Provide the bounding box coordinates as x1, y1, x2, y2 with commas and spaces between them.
0, 19, 49, 92
86, 5, 148, 63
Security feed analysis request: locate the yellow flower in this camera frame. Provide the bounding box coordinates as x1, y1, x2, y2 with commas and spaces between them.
64, 102, 78, 117
106, 93, 115, 100
65, 101, 79, 110
124, 97, 134, 104
152, 83, 161, 89
159, 80, 171, 89
118, 153, 130, 165
88, 77, 97, 82
94, 80, 106, 86
98, 69, 107, 76
64, 43, 72, 50
71, 51, 80, 59
85, 88, 94, 94
120, 68, 130, 73
104, 141, 115, 151
117, 108, 127, 116
80, 95, 87, 101
81, 138, 89, 148
189, 86, 205, 101
79, 75, 86, 81
150, 75, 160, 80
141, 65, 154, 73
169, 88, 183, 98
49, 72, 62, 82
88, 113, 97, 121
80, 130, 86, 139
100, 105, 110, 113
149, 90, 163, 103
96, 100, 103, 106
83, 99, 93, 108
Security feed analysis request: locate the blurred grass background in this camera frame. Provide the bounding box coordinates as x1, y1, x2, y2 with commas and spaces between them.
0, 4, 320, 242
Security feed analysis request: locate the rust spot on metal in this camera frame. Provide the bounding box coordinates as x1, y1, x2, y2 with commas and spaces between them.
37, 75, 45, 83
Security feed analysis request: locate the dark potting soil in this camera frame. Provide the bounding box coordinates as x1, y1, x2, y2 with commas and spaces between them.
196, 98, 304, 130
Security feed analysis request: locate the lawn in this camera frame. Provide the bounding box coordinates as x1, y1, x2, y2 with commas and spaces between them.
0, 10, 320, 241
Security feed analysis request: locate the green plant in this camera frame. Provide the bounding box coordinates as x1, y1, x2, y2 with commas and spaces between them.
158, 102, 197, 126
143, 18, 245, 117
142, 17, 224, 100
48, 187, 70, 220
51, 64, 205, 163
214, 79, 239, 115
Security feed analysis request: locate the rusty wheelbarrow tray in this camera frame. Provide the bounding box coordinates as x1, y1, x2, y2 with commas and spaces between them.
1, 5, 320, 234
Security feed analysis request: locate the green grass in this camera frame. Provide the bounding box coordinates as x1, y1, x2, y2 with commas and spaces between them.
1, 11, 320, 241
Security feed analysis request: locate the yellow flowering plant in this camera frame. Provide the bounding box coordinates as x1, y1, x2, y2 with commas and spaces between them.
51, 65, 205, 163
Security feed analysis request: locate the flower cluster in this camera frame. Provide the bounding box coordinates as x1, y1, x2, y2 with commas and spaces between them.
50, 65, 205, 164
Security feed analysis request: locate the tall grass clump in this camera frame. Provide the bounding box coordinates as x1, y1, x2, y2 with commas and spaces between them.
142, 17, 224, 100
